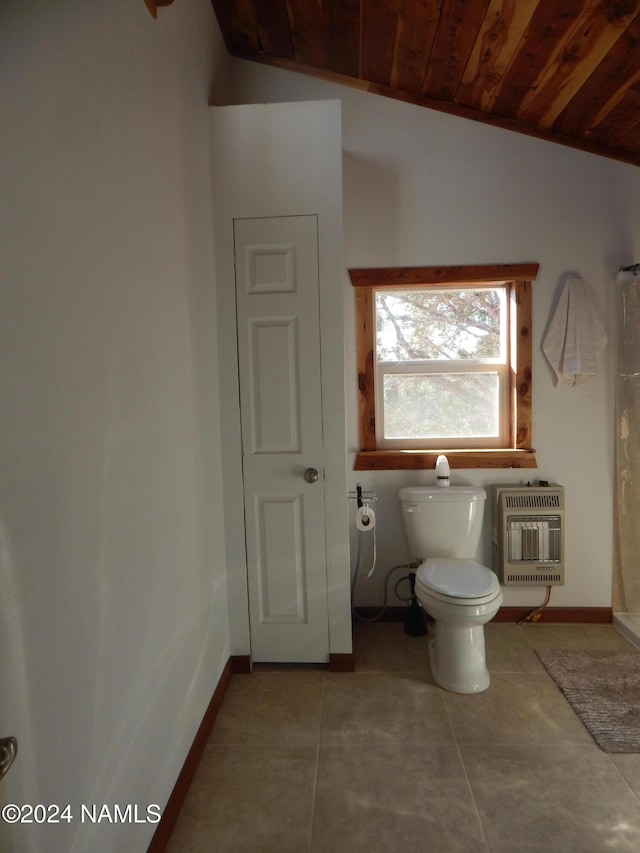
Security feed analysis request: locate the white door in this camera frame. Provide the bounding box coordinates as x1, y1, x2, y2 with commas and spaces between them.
234, 215, 329, 662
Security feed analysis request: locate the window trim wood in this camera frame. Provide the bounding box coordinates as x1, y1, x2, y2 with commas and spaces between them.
350, 263, 539, 471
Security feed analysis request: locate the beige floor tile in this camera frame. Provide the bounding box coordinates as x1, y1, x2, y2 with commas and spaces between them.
352, 621, 431, 672
321, 671, 454, 744
167, 623, 640, 852
166, 743, 317, 853
208, 671, 324, 745
610, 753, 640, 797
443, 672, 594, 745
484, 624, 546, 673
520, 623, 635, 651
461, 743, 640, 852
311, 743, 489, 852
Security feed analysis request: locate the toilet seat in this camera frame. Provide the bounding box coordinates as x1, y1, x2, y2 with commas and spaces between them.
416, 558, 501, 606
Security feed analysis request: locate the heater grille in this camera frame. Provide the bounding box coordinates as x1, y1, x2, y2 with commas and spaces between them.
505, 570, 563, 584
504, 492, 561, 510
493, 485, 565, 586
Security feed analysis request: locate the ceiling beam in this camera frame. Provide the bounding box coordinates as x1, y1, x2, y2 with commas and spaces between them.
227, 46, 640, 166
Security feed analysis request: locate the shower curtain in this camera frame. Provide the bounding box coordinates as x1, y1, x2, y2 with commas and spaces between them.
614, 269, 640, 613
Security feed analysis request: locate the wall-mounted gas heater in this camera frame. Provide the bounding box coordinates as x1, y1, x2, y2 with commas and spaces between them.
492, 485, 565, 586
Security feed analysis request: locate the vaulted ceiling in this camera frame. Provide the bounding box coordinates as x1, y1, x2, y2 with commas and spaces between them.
210, 0, 640, 167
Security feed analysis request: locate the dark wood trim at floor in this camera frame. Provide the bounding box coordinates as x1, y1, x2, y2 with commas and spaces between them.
494, 607, 612, 623
352, 606, 415, 623
230, 654, 252, 674
353, 606, 612, 624
329, 653, 355, 672
147, 659, 233, 853
232, 653, 354, 672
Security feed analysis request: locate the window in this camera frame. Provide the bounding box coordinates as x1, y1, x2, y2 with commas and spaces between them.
350, 264, 538, 471
376, 285, 509, 448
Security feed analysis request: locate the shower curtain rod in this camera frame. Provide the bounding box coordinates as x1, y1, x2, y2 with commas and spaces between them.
619, 263, 640, 275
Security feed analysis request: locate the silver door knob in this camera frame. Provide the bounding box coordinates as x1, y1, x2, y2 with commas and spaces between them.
304, 467, 319, 483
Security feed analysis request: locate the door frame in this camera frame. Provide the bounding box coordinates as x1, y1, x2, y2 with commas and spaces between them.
209, 100, 352, 666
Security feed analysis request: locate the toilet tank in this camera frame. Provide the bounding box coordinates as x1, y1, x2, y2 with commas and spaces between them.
399, 486, 486, 560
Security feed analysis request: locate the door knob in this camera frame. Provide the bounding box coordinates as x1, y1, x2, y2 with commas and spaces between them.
0, 737, 17, 781
304, 467, 319, 483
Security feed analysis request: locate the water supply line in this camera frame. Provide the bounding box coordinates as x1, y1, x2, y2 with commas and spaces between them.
348, 483, 418, 622
518, 585, 552, 624
350, 531, 417, 622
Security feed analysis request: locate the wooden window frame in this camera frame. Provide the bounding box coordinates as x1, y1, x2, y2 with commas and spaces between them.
350, 263, 538, 471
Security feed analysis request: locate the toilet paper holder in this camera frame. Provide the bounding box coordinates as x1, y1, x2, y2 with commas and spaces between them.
349, 485, 378, 574
348, 483, 377, 518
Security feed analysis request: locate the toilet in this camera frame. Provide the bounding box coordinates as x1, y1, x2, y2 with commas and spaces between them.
398, 485, 503, 694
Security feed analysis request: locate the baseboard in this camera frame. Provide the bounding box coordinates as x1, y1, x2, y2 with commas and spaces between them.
353, 606, 613, 624
147, 659, 233, 853
352, 606, 414, 623
329, 653, 355, 672
495, 607, 613, 623
230, 654, 252, 674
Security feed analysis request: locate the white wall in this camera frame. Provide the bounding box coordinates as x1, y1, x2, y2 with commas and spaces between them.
0, 2, 229, 851
228, 59, 640, 611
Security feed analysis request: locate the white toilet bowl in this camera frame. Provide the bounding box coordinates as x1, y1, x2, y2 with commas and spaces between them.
415, 557, 503, 694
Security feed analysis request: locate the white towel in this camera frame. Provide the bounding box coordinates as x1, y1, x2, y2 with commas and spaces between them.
542, 275, 608, 388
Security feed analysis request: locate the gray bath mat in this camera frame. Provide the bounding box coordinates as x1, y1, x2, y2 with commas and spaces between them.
536, 648, 640, 753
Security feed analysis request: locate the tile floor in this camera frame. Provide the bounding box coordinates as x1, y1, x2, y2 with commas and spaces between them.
166, 622, 640, 852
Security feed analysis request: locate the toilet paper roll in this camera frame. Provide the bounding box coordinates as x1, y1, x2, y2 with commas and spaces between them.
356, 506, 376, 532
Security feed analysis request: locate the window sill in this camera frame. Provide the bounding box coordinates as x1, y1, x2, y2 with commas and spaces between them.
354, 449, 537, 471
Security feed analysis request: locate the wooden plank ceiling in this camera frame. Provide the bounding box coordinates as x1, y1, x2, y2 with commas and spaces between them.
210, 0, 640, 166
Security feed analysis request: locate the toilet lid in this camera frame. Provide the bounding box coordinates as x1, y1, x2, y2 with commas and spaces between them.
416, 558, 500, 603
